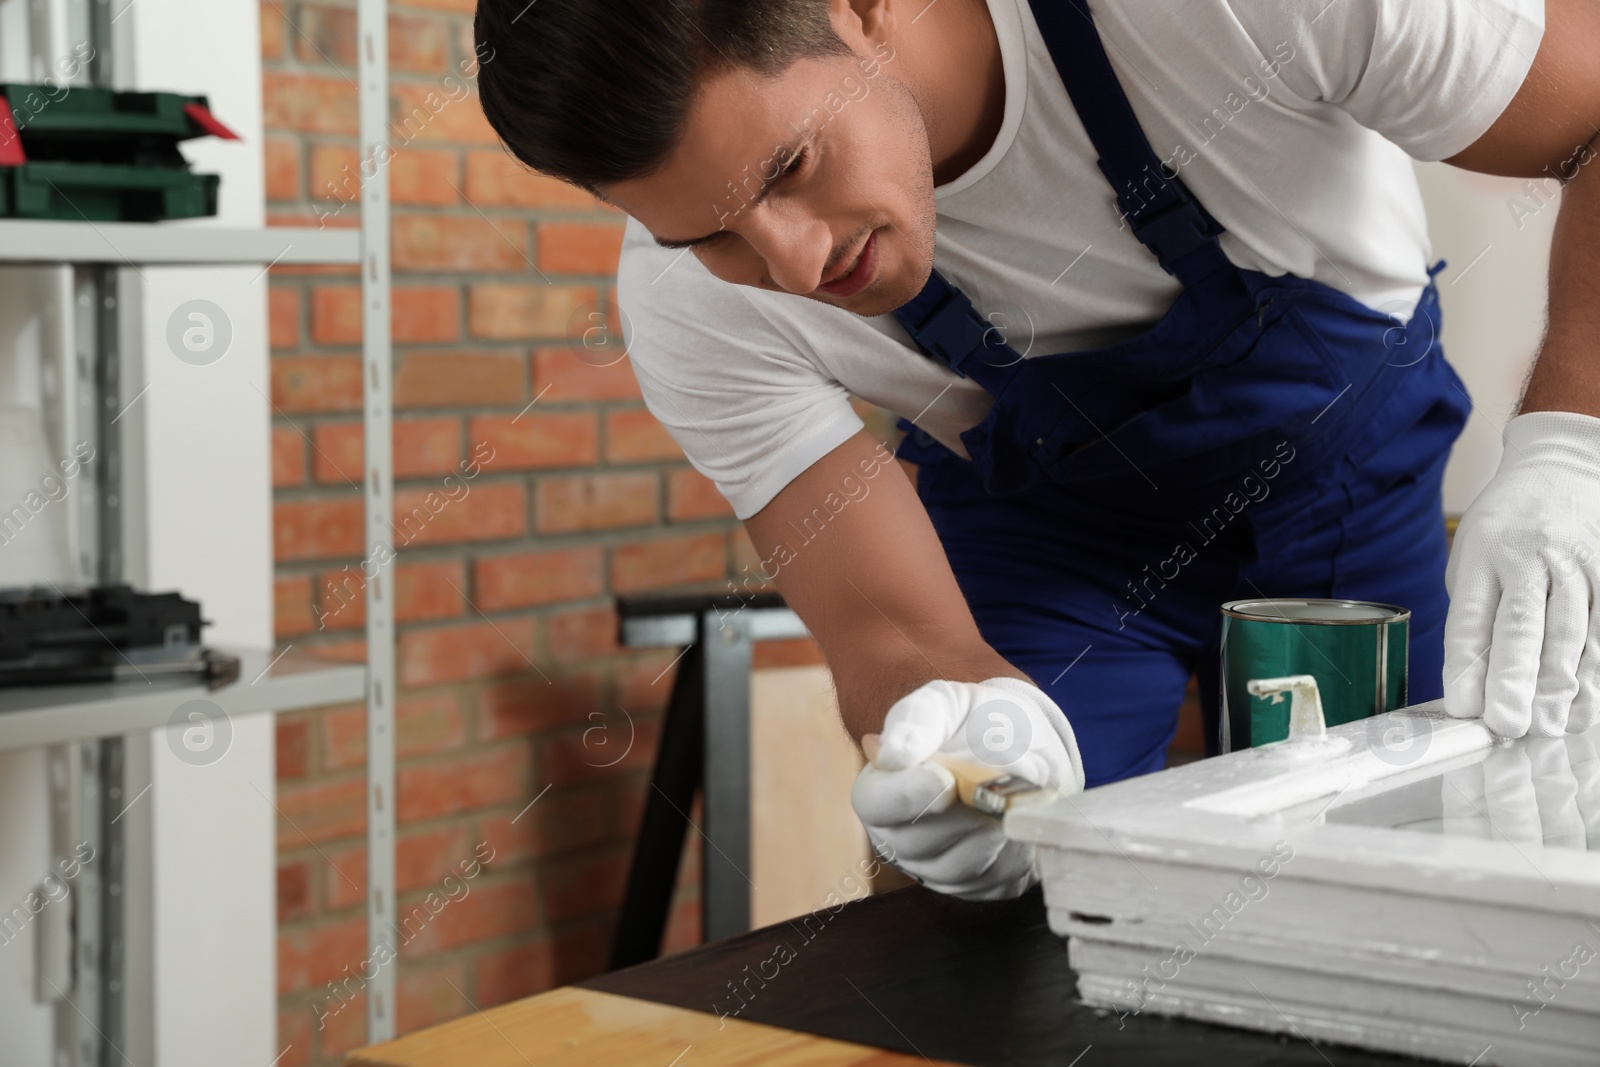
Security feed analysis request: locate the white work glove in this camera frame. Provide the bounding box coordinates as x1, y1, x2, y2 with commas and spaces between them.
850, 677, 1084, 901
1444, 411, 1600, 737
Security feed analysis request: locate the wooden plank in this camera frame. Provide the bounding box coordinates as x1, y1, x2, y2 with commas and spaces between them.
346, 986, 965, 1067
750, 666, 870, 926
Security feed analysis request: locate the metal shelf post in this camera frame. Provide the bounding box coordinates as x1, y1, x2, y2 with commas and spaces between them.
358, 0, 397, 1044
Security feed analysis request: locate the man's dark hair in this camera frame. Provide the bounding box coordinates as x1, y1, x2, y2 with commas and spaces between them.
474, 0, 855, 195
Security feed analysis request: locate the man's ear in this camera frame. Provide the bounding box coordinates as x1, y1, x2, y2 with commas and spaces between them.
835, 0, 897, 53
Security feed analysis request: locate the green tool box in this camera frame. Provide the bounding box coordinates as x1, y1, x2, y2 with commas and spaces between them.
0, 84, 238, 221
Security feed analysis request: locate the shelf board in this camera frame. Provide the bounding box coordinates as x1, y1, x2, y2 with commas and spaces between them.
0, 645, 366, 751
0, 220, 361, 266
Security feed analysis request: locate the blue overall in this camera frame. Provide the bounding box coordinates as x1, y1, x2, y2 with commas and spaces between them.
890, 0, 1471, 787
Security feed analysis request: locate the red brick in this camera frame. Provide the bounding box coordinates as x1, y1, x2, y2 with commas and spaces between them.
276, 1008, 311, 1067
292, 7, 447, 73
264, 138, 300, 202
277, 914, 366, 997
666, 466, 734, 521
316, 992, 369, 1060
541, 848, 630, 923
309, 423, 361, 487
397, 559, 466, 623
605, 409, 682, 463
465, 150, 597, 209
531, 348, 641, 402
661, 892, 704, 956
309, 287, 362, 345
469, 412, 598, 470
473, 925, 607, 1008
275, 573, 315, 638
274, 497, 364, 562
753, 637, 827, 669
391, 147, 460, 206
325, 690, 465, 771
546, 607, 621, 662
475, 789, 614, 867
389, 13, 450, 74
293, 5, 357, 66
313, 567, 366, 632
271, 356, 362, 413
268, 287, 299, 349
272, 425, 306, 488
617, 652, 680, 715
467, 284, 597, 340
278, 859, 313, 922
610, 532, 726, 593
537, 716, 659, 788
535, 472, 656, 534
308, 637, 368, 663
390, 83, 498, 145
397, 960, 468, 1037
396, 744, 534, 822
395, 349, 525, 408
308, 145, 359, 204
275, 777, 367, 849
260, 4, 285, 60
398, 879, 539, 958
477, 673, 602, 741
263, 72, 356, 135
311, 418, 460, 483
276, 716, 311, 780
398, 619, 538, 687
323, 824, 476, 911
312, 286, 460, 344
392, 481, 526, 547
394, 215, 528, 272
536, 221, 625, 275
391, 288, 459, 343
473, 547, 603, 611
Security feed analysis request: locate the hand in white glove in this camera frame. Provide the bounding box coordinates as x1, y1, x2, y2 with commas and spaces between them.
850, 676, 1084, 901
1444, 411, 1600, 737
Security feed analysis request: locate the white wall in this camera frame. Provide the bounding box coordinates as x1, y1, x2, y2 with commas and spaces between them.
1415, 162, 1561, 514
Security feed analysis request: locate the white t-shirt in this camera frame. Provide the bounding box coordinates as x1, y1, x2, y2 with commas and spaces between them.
616, 0, 1543, 520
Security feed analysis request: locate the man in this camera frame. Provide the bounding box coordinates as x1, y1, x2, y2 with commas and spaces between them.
475, 0, 1600, 899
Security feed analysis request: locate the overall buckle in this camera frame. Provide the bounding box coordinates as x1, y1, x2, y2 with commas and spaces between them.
1127, 184, 1221, 276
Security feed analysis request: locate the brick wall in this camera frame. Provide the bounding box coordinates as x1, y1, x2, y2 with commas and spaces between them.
258, 3, 837, 1062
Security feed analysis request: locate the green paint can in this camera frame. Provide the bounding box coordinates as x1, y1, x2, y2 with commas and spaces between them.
1219, 598, 1410, 751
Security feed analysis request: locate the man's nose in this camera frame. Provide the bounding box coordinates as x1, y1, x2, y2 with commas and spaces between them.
742, 210, 832, 294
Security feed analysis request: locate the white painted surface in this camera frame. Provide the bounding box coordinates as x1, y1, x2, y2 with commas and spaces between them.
121, 1, 278, 1065
1416, 162, 1561, 514
0, 749, 56, 1066
1009, 704, 1600, 1064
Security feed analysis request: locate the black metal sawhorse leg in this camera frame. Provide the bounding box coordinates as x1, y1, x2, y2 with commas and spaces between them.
607, 593, 805, 970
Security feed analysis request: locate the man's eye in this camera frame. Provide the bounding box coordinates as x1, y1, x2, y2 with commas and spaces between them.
783, 149, 808, 177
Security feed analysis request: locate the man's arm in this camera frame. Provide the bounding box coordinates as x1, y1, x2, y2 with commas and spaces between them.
1443, 0, 1600, 415
742, 429, 1026, 741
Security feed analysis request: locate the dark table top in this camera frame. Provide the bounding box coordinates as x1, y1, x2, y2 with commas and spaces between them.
583, 884, 1422, 1067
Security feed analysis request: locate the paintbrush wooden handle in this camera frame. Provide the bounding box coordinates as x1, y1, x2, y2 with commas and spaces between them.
861, 734, 1046, 816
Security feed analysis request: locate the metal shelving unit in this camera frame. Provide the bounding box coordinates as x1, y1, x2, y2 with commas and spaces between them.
1, 0, 396, 1056
0, 221, 361, 265
0, 646, 367, 752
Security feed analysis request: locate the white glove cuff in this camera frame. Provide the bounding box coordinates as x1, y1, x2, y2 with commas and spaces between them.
1501, 410, 1600, 470
981, 676, 1086, 793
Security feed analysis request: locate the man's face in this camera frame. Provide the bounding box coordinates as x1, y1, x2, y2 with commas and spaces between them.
602, 43, 938, 318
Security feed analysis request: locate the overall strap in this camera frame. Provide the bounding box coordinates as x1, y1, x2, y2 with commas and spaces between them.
892, 0, 1234, 386
1034, 0, 1231, 285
